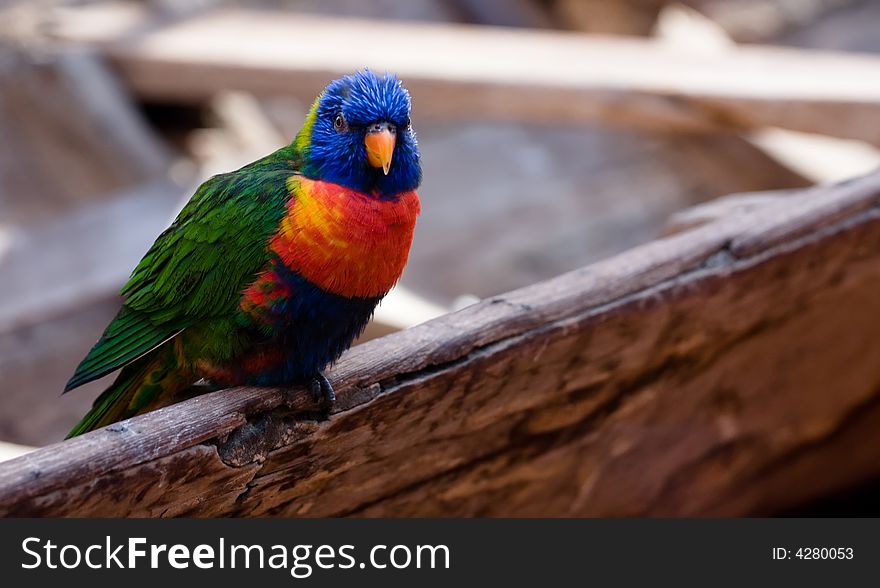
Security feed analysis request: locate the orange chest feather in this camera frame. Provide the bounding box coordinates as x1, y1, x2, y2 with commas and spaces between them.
270, 177, 421, 298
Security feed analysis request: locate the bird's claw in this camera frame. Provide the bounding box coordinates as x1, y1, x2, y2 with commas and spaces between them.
309, 372, 336, 411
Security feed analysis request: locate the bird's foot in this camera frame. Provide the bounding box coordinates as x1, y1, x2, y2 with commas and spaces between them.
309, 372, 336, 412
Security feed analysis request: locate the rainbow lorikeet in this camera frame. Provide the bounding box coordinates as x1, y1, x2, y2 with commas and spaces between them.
63, 70, 422, 438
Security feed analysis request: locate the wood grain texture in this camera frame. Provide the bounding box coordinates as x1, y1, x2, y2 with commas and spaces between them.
51, 7, 880, 144
1, 171, 879, 517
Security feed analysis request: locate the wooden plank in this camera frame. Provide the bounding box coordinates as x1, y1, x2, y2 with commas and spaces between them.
51, 7, 880, 144
346, 221, 880, 516
1, 171, 879, 516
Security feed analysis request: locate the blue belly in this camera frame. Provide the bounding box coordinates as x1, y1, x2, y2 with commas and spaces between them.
242, 258, 382, 385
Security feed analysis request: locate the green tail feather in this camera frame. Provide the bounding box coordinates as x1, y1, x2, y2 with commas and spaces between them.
66, 346, 181, 439
63, 307, 182, 393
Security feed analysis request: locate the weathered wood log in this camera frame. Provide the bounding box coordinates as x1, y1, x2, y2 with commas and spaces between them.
50, 6, 880, 144
1, 171, 879, 516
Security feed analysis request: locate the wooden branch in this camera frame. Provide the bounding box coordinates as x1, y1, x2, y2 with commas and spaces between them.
50, 7, 880, 144
2, 171, 880, 516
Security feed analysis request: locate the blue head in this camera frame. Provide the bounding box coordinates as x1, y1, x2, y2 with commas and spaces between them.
295, 70, 422, 197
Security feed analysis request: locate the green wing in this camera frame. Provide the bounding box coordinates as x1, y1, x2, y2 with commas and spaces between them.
64, 157, 293, 392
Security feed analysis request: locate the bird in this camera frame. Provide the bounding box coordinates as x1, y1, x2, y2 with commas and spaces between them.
63, 70, 422, 438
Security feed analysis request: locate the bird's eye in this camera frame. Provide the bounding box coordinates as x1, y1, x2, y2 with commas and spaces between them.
333, 113, 347, 132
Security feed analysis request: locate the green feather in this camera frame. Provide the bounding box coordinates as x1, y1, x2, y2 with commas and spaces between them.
64, 150, 293, 394
65, 346, 180, 439
65, 352, 158, 438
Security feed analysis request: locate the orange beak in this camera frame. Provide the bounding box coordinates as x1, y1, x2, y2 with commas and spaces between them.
364, 123, 396, 175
